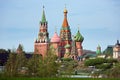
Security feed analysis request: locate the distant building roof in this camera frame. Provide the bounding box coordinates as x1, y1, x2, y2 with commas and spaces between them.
103, 45, 113, 55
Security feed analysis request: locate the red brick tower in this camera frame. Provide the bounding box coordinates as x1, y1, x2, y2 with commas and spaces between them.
74, 30, 84, 57
16, 44, 23, 54
60, 8, 72, 57
34, 7, 49, 57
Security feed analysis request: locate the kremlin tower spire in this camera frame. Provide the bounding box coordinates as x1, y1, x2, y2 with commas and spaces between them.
34, 6, 49, 57
38, 6, 49, 43
60, 7, 72, 57
41, 6, 46, 23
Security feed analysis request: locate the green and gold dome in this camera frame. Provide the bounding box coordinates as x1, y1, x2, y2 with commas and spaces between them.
64, 43, 71, 48
74, 30, 84, 42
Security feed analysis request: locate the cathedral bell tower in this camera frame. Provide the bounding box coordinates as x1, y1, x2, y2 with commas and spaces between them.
60, 7, 72, 57
34, 6, 49, 57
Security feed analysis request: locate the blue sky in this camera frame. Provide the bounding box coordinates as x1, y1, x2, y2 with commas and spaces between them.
0, 0, 120, 52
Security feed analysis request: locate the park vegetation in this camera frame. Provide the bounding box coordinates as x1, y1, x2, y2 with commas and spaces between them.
0, 46, 120, 79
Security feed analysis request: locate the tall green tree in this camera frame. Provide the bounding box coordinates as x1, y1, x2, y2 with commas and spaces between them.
105, 62, 120, 78
4, 52, 18, 77
16, 52, 27, 75
37, 47, 59, 77
27, 54, 42, 77
4, 45, 27, 77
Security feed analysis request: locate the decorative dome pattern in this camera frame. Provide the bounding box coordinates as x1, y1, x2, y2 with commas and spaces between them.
51, 32, 60, 43
74, 30, 84, 42
64, 44, 71, 48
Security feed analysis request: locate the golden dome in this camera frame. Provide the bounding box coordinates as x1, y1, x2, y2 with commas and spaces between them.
64, 8, 68, 13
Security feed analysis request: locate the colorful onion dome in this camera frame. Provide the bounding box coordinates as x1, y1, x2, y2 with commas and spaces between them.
51, 32, 60, 43
64, 43, 71, 48
74, 30, 84, 42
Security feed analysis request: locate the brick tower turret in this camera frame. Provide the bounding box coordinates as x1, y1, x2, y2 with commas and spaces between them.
34, 7, 49, 57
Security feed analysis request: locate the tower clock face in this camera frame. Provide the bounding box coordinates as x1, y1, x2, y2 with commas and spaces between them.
39, 33, 43, 36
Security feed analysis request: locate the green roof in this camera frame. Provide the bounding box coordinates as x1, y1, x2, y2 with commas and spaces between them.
41, 9, 46, 23
74, 30, 84, 42
96, 44, 101, 54
83, 53, 96, 58
96, 50, 101, 54
103, 46, 113, 55
61, 27, 70, 30
64, 44, 71, 48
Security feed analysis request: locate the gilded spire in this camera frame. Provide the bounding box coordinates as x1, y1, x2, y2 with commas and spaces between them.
41, 6, 46, 23
62, 7, 69, 27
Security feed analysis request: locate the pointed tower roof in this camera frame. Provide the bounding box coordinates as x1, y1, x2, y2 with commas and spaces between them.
51, 32, 60, 43
41, 6, 46, 23
74, 30, 84, 42
115, 40, 120, 47
17, 44, 23, 54
62, 7, 69, 27
97, 44, 101, 48
96, 44, 101, 55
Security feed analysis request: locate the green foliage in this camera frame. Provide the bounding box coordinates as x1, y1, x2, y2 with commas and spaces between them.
27, 54, 42, 77
84, 58, 106, 66
3, 51, 27, 77
27, 47, 59, 78
84, 58, 118, 71
84, 58, 117, 67
37, 48, 59, 77
106, 58, 118, 63
59, 59, 78, 76
105, 62, 120, 78
96, 63, 112, 70
4, 52, 18, 77
61, 58, 73, 61
0, 49, 10, 54
0, 77, 119, 80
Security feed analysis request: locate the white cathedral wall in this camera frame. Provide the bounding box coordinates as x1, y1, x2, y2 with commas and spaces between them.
113, 51, 120, 59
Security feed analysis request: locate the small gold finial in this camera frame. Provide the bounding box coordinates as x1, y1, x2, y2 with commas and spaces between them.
64, 4, 68, 13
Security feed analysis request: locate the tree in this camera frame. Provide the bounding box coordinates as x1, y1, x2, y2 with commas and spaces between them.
27, 54, 42, 77
84, 58, 117, 67
4, 52, 18, 77
37, 47, 59, 77
16, 52, 27, 76
58, 58, 78, 77
105, 62, 120, 78
0, 49, 9, 54
84, 58, 106, 66
4, 47, 27, 77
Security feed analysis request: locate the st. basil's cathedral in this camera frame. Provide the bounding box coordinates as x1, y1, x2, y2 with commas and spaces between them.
34, 7, 84, 60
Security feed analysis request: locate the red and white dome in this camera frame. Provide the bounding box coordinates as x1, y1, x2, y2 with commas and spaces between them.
51, 32, 60, 43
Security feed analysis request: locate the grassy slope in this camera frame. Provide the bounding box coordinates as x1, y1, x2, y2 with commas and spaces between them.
0, 77, 120, 80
